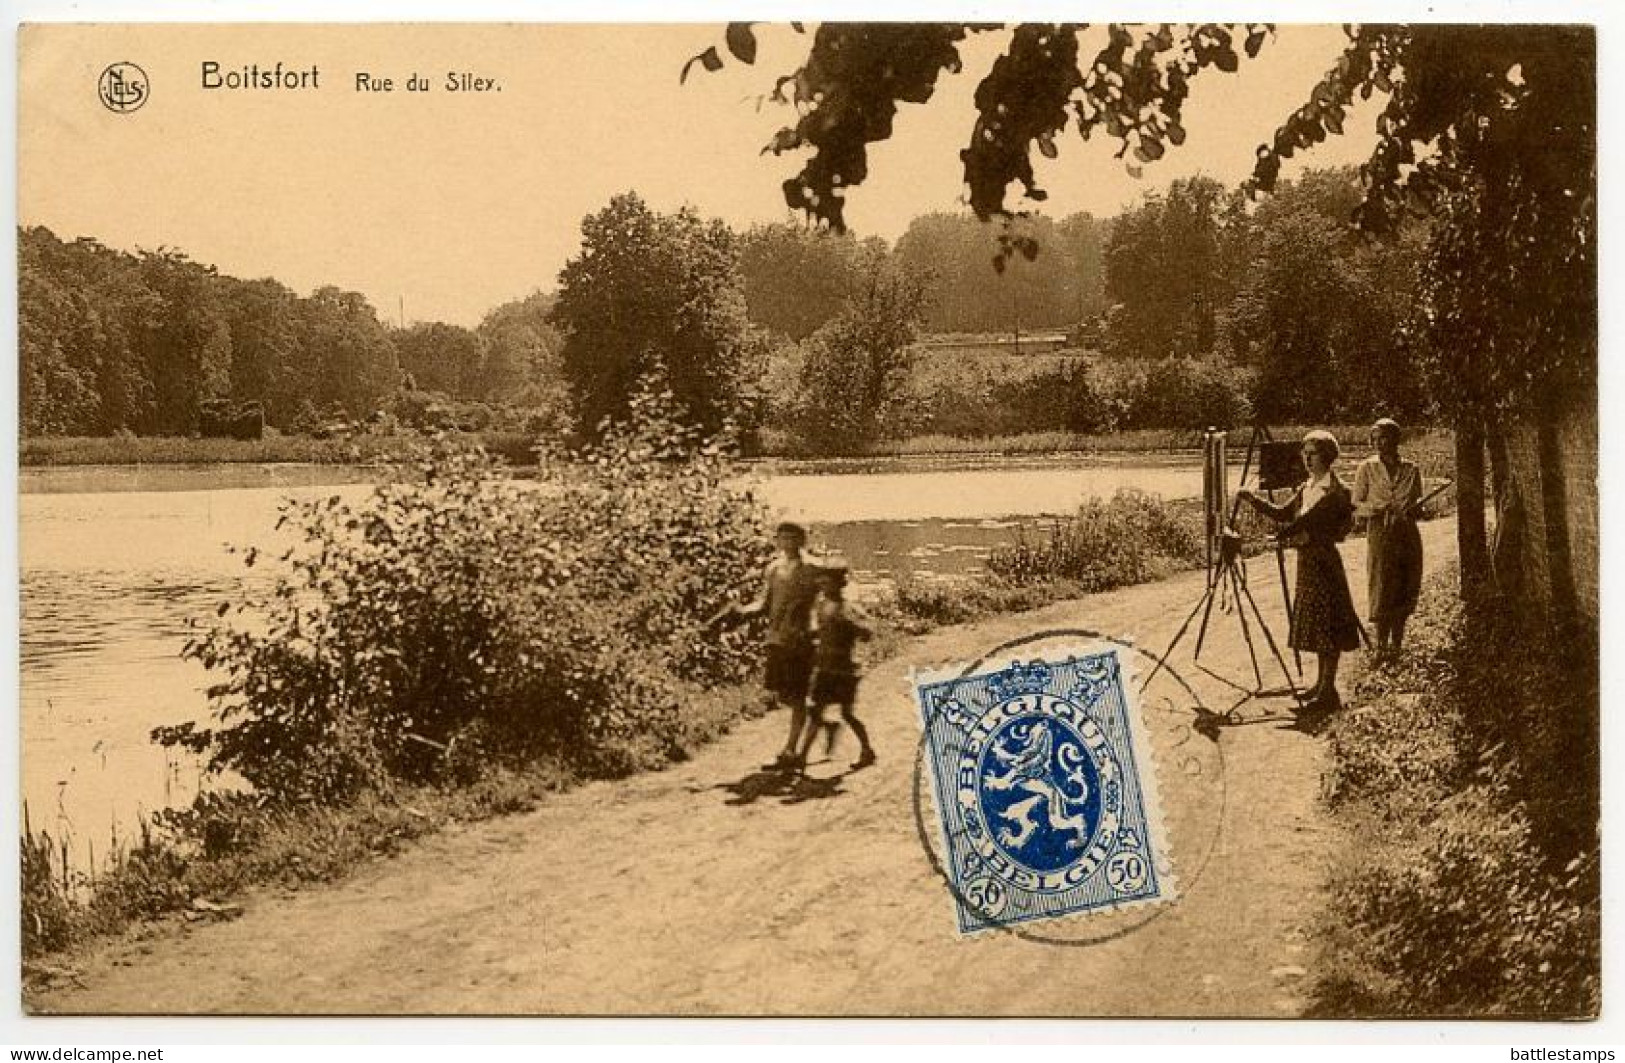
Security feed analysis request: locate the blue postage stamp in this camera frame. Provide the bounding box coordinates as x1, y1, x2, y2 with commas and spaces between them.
914, 648, 1173, 933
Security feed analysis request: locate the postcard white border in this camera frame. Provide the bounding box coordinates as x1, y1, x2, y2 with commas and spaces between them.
3, 0, 1621, 1049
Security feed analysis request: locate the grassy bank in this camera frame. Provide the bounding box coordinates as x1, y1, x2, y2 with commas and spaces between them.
1308, 570, 1599, 1017
25, 426, 1454, 480
888, 491, 1221, 629
23, 685, 762, 967
19, 431, 539, 467
24, 604, 928, 969
889, 477, 1455, 632
758, 424, 1454, 467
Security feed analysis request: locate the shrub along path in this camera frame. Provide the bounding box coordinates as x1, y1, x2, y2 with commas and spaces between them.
31, 522, 1458, 1016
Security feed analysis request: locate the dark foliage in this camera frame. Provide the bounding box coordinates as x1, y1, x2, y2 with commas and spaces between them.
693, 23, 1270, 236
161, 388, 768, 803
20, 229, 573, 442
1313, 572, 1599, 1017
550, 193, 764, 439
692, 23, 1592, 430
19, 227, 399, 436
789, 250, 930, 454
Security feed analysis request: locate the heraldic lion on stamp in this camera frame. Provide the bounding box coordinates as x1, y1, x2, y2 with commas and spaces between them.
915, 649, 1174, 934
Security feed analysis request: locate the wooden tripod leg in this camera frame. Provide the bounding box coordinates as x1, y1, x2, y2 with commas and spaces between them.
1229, 563, 1266, 689
1274, 542, 1302, 677
1140, 582, 1216, 694
1227, 427, 1260, 529
1190, 568, 1223, 663
1239, 571, 1306, 709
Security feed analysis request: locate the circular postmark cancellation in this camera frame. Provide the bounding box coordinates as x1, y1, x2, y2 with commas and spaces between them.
911, 628, 1226, 946
98, 62, 149, 114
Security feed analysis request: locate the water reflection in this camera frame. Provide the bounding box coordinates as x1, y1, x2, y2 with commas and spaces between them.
810, 517, 1059, 587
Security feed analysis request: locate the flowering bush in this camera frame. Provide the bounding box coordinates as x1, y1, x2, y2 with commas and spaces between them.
160, 388, 769, 802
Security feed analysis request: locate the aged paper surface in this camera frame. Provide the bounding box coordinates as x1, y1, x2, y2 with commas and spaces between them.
15, 21, 1600, 1022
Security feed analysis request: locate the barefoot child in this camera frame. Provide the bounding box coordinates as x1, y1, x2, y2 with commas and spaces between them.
797, 560, 877, 771
711, 522, 821, 770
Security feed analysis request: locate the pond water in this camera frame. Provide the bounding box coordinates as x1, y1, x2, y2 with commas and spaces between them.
20, 457, 1208, 866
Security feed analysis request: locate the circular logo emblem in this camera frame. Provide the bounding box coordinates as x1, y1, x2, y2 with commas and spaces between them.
98, 62, 149, 114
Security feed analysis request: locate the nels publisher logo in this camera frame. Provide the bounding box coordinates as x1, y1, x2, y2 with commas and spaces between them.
98, 62, 148, 113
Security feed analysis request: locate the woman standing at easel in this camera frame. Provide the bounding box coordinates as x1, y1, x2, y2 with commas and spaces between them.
1238, 429, 1363, 712
1351, 418, 1424, 656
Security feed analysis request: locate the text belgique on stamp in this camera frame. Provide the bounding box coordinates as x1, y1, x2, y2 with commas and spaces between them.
914, 647, 1175, 934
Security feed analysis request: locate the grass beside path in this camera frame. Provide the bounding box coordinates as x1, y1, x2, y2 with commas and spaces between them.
1308, 569, 1599, 1018
25, 529, 1365, 1015
26, 519, 1464, 1015
22, 684, 765, 968
24, 484, 1463, 975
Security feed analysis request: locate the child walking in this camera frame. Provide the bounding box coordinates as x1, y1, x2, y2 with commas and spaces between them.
712, 522, 822, 770
797, 560, 876, 771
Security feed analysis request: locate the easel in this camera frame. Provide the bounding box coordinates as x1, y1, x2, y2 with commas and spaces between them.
1139, 425, 1306, 715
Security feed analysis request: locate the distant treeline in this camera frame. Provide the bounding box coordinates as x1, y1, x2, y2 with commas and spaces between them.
1095, 168, 1429, 424
749, 167, 1431, 448
20, 166, 1430, 445
19, 226, 564, 438
743, 210, 1109, 339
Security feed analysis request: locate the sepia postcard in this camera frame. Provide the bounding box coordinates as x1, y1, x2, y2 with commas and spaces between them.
14, 20, 1600, 1021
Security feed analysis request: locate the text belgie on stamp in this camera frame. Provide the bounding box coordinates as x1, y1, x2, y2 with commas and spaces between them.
914, 648, 1175, 934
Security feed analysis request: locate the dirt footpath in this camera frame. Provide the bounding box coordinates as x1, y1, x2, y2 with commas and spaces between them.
30, 522, 1457, 1016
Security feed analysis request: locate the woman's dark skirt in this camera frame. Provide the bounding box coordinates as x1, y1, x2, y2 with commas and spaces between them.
1367, 518, 1424, 623
1290, 543, 1363, 654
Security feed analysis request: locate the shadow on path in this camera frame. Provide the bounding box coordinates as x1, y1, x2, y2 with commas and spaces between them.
713, 768, 851, 807
1278, 708, 1337, 737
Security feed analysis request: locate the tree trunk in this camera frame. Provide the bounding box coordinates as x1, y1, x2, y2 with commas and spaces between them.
1535, 392, 1578, 638
1456, 416, 1489, 593
1487, 422, 1511, 514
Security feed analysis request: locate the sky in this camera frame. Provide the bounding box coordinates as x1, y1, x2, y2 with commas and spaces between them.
19, 23, 1382, 327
